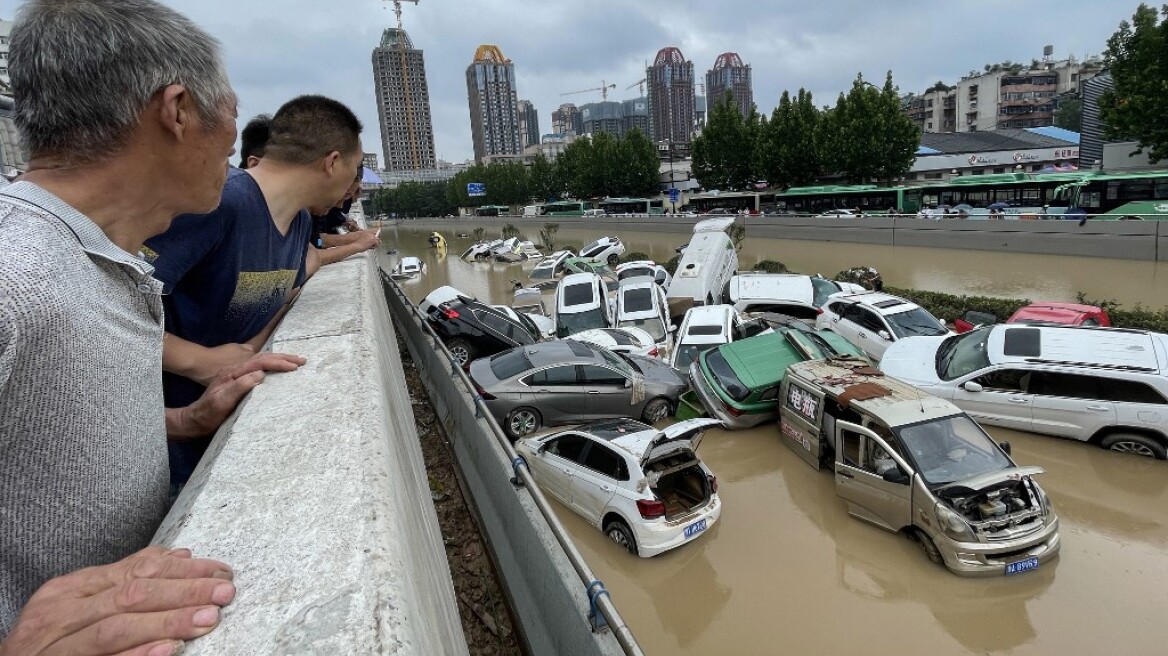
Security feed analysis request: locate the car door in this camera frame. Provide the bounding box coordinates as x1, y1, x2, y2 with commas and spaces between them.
852, 307, 893, 361
1028, 371, 1115, 441
535, 433, 588, 506
952, 367, 1035, 431
833, 421, 913, 531
571, 440, 625, 524
525, 365, 585, 425
579, 364, 631, 419
825, 301, 861, 346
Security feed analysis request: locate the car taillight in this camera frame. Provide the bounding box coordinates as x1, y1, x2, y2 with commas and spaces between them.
442, 307, 460, 320
708, 475, 718, 494
723, 400, 744, 417
816, 307, 824, 315
471, 378, 496, 401
637, 498, 666, 519
648, 347, 659, 357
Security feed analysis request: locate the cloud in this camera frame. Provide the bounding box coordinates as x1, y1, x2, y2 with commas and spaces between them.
158, 0, 1132, 163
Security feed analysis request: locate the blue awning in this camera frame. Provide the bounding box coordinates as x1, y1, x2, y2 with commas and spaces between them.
361, 167, 383, 184
915, 146, 942, 155
1025, 126, 1080, 144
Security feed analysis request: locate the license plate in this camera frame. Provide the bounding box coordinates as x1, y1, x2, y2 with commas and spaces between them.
684, 518, 707, 538
1005, 557, 1039, 575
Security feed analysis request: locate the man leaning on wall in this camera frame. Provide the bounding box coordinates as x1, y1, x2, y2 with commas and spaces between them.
0, 1, 304, 654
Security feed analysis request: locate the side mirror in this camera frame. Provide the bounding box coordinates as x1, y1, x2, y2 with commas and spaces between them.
881, 468, 910, 485
877, 330, 892, 341
999, 441, 1012, 456
962, 381, 984, 393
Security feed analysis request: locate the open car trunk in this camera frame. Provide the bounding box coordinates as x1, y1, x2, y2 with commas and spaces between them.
647, 454, 710, 520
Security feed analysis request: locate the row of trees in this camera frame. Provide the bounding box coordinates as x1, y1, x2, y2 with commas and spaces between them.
1101, 3, 1168, 164
691, 72, 920, 192
371, 129, 661, 218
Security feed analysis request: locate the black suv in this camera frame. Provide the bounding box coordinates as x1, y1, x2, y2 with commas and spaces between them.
426, 297, 540, 366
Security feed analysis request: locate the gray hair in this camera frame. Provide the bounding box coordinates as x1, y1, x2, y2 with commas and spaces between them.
10, 0, 234, 164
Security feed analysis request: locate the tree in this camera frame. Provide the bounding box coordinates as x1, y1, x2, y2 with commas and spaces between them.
1100, 4, 1168, 163
821, 72, 918, 184
527, 153, 560, 202
1054, 95, 1083, 132
555, 130, 660, 199
691, 91, 757, 191
760, 89, 822, 188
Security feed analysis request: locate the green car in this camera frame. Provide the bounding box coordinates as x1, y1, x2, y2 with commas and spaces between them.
687, 326, 867, 429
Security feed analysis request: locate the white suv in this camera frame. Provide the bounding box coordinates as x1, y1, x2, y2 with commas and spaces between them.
879, 324, 1168, 459
817, 291, 951, 363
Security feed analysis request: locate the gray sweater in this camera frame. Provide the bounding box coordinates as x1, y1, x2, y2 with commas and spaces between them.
0, 182, 169, 637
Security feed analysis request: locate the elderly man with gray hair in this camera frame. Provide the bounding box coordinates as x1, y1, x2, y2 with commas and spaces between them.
0, 1, 305, 654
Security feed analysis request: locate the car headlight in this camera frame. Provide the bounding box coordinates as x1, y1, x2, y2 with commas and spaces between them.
935, 504, 974, 541
1033, 483, 1052, 516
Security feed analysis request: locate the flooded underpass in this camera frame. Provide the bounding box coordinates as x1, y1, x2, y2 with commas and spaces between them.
384, 223, 1168, 655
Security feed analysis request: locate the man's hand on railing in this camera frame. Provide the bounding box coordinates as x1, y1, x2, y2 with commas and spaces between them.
0, 547, 235, 656
167, 353, 306, 440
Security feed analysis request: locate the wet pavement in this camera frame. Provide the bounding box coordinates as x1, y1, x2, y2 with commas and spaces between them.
385, 224, 1168, 655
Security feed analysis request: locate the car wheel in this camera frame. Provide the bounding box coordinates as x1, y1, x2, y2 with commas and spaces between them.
604, 519, 638, 556
641, 397, 672, 424
914, 530, 944, 565
607, 253, 620, 268
1100, 432, 1167, 459
505, 407, 541, 440
446, 338, 475, 367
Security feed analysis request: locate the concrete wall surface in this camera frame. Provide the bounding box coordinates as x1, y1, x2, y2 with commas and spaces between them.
154, 247, 468, 655
382, 276, 632, 656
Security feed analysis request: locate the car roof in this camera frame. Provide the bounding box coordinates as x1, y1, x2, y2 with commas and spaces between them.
986, 325, 1164, 372
730, 274, 814, 304
712, 331, 806, 389
574, 418, 653, 441
523, 340, 605, 368
831, 291, 918, 315
788, 359, 961, 426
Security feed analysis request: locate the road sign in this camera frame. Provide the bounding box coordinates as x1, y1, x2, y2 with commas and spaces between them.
467, 182, 486, 197
668, 188, 680, 204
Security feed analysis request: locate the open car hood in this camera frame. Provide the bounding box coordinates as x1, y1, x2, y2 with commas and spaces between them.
635, 418, 722, 469
936, 466, 1045, 494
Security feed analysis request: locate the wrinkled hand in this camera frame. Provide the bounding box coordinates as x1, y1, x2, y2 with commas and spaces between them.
176, 353, 306, 439
352, 229, 380, 253
0, 547, 235, 656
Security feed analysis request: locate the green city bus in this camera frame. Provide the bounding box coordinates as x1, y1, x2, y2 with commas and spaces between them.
540, 200, 593, 216
474, 205, 510, 217
597, 197, 665, 215
1055, 170, 1168, 219
774, 184, 924, 215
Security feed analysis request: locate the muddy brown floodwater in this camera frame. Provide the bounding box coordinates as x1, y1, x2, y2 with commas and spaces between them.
384, 224, 1168, 656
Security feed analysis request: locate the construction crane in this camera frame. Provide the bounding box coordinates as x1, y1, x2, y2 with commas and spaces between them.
384, 0, 419, 30
626, 78, 646, 97
561, 80, 617, 102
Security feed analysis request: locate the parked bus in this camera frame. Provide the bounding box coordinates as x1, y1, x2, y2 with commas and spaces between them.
597, 197, 666, 215
1055, 170, 1168, 219
541, 200, 593, 216
686, 192, 766, 214
915, 172, 1083, 217
474, 205, 510, 217
774, 185, 924, 215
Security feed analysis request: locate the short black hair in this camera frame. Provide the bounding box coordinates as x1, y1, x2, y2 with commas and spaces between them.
239, 113, 271, 168
263, 95, 362, 165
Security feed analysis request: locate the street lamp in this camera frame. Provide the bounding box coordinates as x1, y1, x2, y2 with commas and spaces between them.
668, 139, 676, 213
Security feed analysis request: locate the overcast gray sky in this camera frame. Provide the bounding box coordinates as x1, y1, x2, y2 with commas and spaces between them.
2, 0, 1137, 163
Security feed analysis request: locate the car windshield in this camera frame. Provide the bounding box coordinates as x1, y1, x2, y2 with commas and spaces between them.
885, 307, 948, 339
895, 415, 1013, 485
619, 268, 652, 280
676, 343, 716, 369
562, 283, 594, 306
705, 350, 750, 401
810, 278, 841, 307
935, 328, 992, 380
556, 307, 606, 337
619, 317, 666, 341
488, 349, 532, 380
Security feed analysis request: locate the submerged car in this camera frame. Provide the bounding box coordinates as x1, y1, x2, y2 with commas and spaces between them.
461, 239, 504, 260
468, 340, 688, 439
817, 291, 952, 363
554, 272, 615, 337
579, 236, 626, 267
728, 273, 865, 320
670, 305, 773, 370
426, 297, 539, 367
879, 324, 1168, 459
689, 326, 866, 429
392, 256, 424, 278
568, 327, 660, 358
516, 418, 723, 557
529, 249, 575, 281
616, 260, 672, 289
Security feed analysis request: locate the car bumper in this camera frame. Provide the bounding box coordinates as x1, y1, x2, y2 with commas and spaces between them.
934, 516, 1061, 578
689, 367, 771, 430
633, 495, 722, 558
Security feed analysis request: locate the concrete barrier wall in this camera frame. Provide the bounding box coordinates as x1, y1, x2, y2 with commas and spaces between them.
399, 215, 1165, 261
154, 247, 468, 654
381, 276, 630, 656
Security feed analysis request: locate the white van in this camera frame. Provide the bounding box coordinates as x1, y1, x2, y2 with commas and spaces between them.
665, 218, 738, 319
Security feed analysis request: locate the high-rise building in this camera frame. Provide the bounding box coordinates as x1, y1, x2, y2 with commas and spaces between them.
371, 28, 437, 171
362, 152, 380, 172
646, 47, 695, 145
551, 103, 583, 136
580, 101, 624, 137
517, 99, 540, 149
623, 98, 649, 136
705, 52, 753, 118
466, 45, 521, 162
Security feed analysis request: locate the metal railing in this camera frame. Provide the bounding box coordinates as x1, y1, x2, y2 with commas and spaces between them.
380, 270, 644, 656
